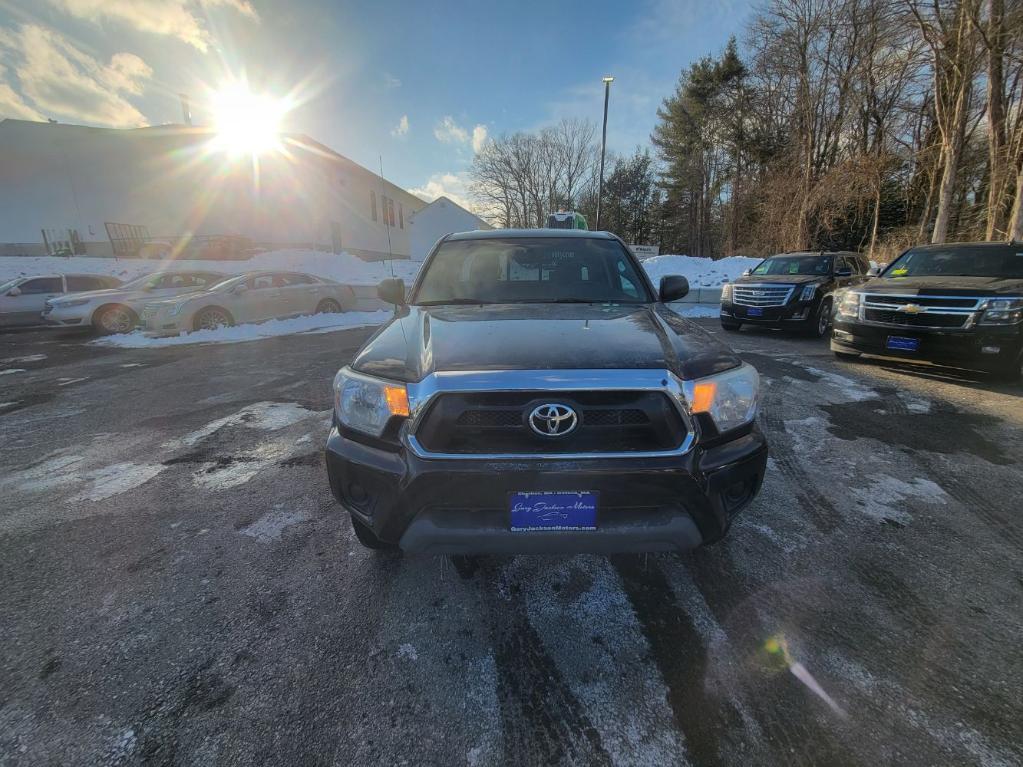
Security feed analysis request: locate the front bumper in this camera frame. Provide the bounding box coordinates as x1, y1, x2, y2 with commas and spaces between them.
143, 314, 185, 337
325, 426, 768, 555
721, 299, 815, 327
831, 318, 1022, 370
42, 307, 88, 326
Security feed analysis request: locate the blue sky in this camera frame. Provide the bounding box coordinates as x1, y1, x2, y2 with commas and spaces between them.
0, 0, 754, 206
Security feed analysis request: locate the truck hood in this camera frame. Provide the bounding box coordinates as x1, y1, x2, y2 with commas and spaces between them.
859, 275, 1023, 296
350, 303, 741, 382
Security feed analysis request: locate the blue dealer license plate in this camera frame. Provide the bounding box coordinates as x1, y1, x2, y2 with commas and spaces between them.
886, 336, 919, 352
747, 307, 764, 317
510, 491, 597, 532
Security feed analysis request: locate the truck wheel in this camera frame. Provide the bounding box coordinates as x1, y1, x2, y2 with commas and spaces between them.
94, 304, 138, 335
805, 299, 832, 338
350, 515, 397, 550
720, 320, 742, 332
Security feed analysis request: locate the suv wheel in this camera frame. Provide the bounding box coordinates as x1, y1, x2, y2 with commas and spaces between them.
805, 299, 832, 338
350, 515, 397, 550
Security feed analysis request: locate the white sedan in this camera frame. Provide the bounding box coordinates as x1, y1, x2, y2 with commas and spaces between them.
0, 274, 123, 327
142, 271, 358, 337
43, 270, 225, 334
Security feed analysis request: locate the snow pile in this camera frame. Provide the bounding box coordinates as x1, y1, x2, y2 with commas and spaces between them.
92, 310, 391, 348
0, 250, 420, 287
642, 254, 760, 287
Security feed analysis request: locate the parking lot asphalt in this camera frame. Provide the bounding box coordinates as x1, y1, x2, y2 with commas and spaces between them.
1, 320, 1021, 766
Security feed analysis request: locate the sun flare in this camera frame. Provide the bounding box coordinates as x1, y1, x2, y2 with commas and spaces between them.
211, 83, 290, 156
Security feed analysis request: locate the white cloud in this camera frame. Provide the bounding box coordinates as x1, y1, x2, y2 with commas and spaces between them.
408, 171, 475, 211
0, 24, 152, 127
433, 115, 468, 144
471, 124, 488, 153
45, 0, 259, 52
0, 65, 44, 120
391, 114, 409, 137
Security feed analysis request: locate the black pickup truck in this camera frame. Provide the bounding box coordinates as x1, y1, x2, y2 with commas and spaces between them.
831, 242, 1023, 380
325, 229, 767, 554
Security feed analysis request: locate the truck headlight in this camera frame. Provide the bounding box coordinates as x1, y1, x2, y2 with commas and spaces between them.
799, 283, 819, 301
836, 290, 861, 319
720, 283, 732, 302
333, 367, 409, 437
979, 298, 1023, 325
683, 363, 759, 433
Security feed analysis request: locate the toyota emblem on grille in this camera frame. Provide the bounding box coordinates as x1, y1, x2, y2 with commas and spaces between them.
528, 403, 578, 437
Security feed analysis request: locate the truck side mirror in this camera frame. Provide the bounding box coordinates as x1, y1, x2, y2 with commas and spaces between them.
834, 266, 853, 278
741, 268, 752, 277
7, 287, 21, 297
378, 278, 407, 306
867, 266, 882, 277
659, 275, 689, 303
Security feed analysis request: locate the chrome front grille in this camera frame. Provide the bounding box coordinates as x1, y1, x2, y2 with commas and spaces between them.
732, 284, 795, 307
860, 293, 983, 329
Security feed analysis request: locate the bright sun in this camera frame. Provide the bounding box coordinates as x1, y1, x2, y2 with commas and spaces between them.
211, 83, 289, 156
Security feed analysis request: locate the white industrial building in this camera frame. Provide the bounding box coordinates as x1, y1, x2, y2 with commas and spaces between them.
0, 118, 489, 260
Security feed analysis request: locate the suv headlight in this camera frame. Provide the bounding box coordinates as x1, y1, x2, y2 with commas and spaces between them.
799, 283, 819, 301
683, 363, 759, 433
836, 290, 861, 319
979, 298, 1023, 325
333, 367, 409, 437
720, 283, 733, 302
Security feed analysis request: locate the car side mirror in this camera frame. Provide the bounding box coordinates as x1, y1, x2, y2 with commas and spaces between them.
233, 283, 249, 294
659, 275, 689, 303
867, 266, 881, 277
741, 268, 752, 277
834, 266, 853, 278
378, 278, 407, 306
7, 287, 21, 297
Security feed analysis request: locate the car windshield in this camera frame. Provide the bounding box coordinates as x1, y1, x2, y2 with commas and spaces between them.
884, 245, 1023, 278
0, 278, 22, 293
412, 237, 652, 305
752, 255, 834, 276
118, 273, 163, 290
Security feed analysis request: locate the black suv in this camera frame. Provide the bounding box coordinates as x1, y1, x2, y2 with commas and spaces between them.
325, 229, 768, 554
831, 242, 1023, 380
720, 251, 870, 337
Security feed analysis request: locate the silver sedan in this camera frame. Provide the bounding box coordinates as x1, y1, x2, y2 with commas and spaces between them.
142, 271, 358, 336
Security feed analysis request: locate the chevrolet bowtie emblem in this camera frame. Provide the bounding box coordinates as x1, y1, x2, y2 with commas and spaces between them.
896, 303, 924, 314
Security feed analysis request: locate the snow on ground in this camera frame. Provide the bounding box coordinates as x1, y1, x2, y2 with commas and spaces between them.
642, 254, 760, 287
0, 250, 420, 287
92, 310, 392, 348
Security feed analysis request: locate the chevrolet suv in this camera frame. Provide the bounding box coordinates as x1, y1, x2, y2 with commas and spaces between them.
325, 229, 768, 554
720, 251, 869, 336
831, 241, 1023, 381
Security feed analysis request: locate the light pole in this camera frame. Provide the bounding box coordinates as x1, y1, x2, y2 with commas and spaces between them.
595, 75, 614, 231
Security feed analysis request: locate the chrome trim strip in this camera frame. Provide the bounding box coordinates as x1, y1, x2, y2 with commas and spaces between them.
403, 368, 698, 460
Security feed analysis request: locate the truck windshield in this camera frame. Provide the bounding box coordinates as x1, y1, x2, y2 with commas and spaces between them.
412, 237, 653, 304
884, 245, 1023, 278
752, 255, 833, 276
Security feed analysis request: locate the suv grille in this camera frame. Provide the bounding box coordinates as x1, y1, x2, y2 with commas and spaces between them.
415, 391, 685, 455
861, 293, 982, 329
732, 284, 795, 307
